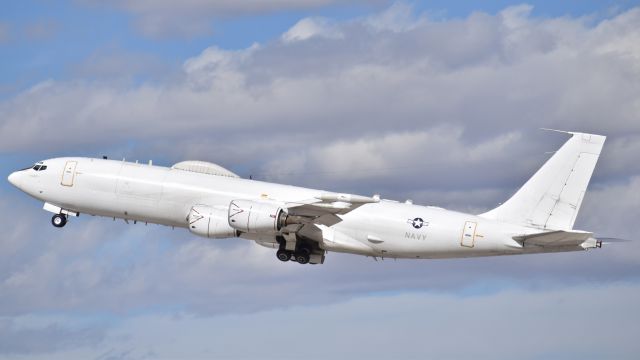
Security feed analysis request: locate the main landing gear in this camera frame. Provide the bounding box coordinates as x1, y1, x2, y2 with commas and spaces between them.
276, 235, 320, 265
276, 247, 310, 264
51, 214, 67, 228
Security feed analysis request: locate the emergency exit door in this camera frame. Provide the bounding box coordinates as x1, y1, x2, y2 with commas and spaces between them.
61, 161, 77, 186
461, 221, 477, 248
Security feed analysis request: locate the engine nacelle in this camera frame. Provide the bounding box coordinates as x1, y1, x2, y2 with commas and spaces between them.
228, 199, 286, 234
188, 205, 239, 239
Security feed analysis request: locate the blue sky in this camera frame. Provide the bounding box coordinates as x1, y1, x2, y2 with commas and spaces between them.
1, 1, 640, 359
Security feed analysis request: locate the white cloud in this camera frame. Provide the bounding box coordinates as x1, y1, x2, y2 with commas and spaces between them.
0, 317, 105, 356
112, 284, 640, 359
578, 176, 640, 238
593, 7, 640, 63
5, 283, 639, 359
282, 17, 343, 42
499, 4, 534, 30
260, 127, 523, 188
364, 1, 425, 32
1, 4, 639, 198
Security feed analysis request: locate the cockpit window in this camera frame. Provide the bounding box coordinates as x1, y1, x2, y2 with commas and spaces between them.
29, 162, 47, 171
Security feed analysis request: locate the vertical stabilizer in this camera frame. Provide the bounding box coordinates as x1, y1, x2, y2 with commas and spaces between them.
479, 131, 605, 230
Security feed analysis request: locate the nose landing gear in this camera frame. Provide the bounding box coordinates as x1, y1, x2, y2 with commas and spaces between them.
51, 214, 67, 228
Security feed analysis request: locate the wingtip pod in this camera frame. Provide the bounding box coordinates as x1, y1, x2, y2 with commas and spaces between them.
480, 130, 606, 231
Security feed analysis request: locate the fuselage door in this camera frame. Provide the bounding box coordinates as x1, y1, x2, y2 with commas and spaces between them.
461, 221, 477, 248
61, 161, 77, 187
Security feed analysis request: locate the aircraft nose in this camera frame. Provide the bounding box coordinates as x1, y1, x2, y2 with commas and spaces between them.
7, 171, 21, 188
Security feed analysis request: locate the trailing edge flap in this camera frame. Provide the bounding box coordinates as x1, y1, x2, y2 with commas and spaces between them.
513, 230, 593, 247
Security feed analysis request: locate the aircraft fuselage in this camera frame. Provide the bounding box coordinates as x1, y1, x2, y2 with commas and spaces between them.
8, 156, 596, 263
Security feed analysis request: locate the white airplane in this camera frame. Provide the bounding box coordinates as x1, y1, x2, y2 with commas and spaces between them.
8, 131, 605, 265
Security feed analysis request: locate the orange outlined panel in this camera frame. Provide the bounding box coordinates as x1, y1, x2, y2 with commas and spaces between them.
461, 221, 477, 248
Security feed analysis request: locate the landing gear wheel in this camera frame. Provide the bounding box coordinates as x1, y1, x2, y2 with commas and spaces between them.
51, 214, 67, 228
276, 249, 292, 262
295, 253, 310, 264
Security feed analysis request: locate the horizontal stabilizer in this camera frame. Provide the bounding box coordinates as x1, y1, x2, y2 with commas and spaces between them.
513, 230, 593, 247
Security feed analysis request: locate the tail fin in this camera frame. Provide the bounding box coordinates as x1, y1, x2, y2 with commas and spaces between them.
479, 131, 606, 230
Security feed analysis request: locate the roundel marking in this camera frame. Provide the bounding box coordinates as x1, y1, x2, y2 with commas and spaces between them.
411, 217, 425, 229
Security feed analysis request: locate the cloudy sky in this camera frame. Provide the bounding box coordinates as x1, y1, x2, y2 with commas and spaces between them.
1, 0, 640, 358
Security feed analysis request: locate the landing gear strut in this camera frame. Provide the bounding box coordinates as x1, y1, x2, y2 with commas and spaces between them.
51, 214, 67, 228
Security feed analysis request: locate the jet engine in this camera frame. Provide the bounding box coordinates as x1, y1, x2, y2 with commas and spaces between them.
188, 205, 239, 239
228, 199, 287, 234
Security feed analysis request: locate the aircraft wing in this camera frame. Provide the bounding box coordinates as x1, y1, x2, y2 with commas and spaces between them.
284, 193, 379, 228
254, 192, 380, 248
513, 230, 594, 247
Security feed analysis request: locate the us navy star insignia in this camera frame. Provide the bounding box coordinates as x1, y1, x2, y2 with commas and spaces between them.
407, 217, 428, 229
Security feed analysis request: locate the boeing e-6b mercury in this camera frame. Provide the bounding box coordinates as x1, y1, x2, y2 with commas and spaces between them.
8, 131, 605, 265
